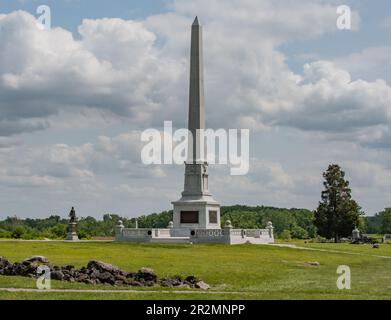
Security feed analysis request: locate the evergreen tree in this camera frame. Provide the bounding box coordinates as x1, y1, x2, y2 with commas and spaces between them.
315, 164, 362, 242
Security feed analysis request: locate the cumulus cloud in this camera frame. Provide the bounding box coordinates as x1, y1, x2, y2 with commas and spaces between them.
0, 11, 183, 136
0, 130, 169, 188
334, 46, 391, 83
274, 61, 391, 132
0, 3, 370, 139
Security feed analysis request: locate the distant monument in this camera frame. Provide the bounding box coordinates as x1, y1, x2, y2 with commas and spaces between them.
352, 226, 360, 242
171, 16, 221, 236
66, 206, 79, 241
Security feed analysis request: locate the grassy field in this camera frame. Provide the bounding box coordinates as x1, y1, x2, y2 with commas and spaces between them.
0, 241, 390, 300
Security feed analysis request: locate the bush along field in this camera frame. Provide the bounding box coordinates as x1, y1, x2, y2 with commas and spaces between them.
0, 241, 390, 300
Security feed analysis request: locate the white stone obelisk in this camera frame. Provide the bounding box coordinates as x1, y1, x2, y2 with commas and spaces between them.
172, 17, 221, 235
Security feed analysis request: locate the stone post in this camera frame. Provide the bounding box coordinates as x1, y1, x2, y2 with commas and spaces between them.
224, 220, 232, 244
167, 221, 174, 237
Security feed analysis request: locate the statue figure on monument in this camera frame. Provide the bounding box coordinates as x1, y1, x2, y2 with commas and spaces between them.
69, 206, 77, 223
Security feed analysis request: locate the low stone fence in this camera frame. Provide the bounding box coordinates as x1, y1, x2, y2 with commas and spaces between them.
117, 227, 153, 242
190, 222, 274, 245
115, 220, 274, 245
116, 226, 180, 242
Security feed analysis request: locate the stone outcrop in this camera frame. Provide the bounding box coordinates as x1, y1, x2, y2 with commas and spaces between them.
0, 256, 210, 289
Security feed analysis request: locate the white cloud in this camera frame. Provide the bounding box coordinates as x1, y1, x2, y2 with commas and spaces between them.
0, 130, 168, 190
334, 46, 391, 83
0, 4, 367, 138
0, 2, 390, 217
0, 11, 184, 135
273, 61, 391, 133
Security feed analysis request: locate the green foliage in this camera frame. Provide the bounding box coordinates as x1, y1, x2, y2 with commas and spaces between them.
290, 225, 309, 239
77, 229, 90, 240
363, 209, 391, 235
379, 208, 391, 234
11, 226, 25, 239
279, 229, 291, 240
49, 224, 67, 239
315, 164, 363, 242
137, 211, 173, 229
365, 215, 381, 234
220, 205, 315, 239
0, 228, 11, 238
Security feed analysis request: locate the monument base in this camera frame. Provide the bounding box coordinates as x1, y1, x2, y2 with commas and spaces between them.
66, 222, 79, 241
171, 195, 221, 237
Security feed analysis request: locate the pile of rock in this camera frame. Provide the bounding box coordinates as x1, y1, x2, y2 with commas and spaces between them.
0, 255, 49, 277
0, 256, 209, 289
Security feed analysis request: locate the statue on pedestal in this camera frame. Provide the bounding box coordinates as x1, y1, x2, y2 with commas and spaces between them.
66, 206, 79, 241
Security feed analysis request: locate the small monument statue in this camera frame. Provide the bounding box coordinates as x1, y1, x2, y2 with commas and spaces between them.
351, 226, 361, 244
66, 206, 79, 241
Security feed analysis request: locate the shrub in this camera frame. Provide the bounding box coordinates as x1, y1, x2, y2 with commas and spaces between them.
0, 228, 11, 238
279, 229, 291, 241
77, 229, 91, 240
309, 235, 328, 243
290, 225, 309, 239
11, 226, 25, 239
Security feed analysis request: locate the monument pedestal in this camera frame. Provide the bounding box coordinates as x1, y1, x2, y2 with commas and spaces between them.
172, 194, 220, 237
66, 222, 79, 241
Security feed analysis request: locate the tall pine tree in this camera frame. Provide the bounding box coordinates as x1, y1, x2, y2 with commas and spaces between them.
315, 164, 362, 243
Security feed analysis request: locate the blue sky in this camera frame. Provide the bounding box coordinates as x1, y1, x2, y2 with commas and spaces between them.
0, 0, 390, 219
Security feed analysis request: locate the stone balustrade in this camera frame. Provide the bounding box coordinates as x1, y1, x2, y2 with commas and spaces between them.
115, 220, 274, 245
153, 228, 171, 238
190, 221, 274, 244
192, 229, 224, 237
123, 229, 151, 237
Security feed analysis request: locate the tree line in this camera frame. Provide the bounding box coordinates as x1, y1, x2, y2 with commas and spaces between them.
0, 164, 389, 241
0, 206, 389, 241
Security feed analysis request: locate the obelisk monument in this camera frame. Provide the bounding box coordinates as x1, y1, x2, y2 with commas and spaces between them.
172, 17, 221, 235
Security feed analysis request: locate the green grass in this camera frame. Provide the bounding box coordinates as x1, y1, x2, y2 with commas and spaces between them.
0, 241, 390, 300
278, 240, 391, 256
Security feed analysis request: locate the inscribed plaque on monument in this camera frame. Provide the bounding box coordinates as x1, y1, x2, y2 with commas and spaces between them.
209, 211, 218, 224
180, 211, 199, 223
